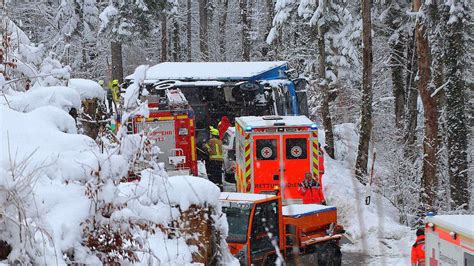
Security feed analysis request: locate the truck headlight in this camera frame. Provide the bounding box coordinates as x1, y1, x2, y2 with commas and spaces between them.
178, 128, 188, 136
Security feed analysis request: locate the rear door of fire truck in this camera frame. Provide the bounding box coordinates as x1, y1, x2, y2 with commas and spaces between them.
282, 133, 311, 201
252, 133, 312, 201
252, 134, 281, 193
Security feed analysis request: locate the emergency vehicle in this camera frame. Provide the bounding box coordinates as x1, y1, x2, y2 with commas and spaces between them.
234, 115, 321, 204
128, 89, 198, 176
220, 191, 342, 265
425, 214, 474, 265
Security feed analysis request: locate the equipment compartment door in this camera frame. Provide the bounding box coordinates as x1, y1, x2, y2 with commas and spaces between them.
143, 119, 176, 170
282, 134, 310, 201
252, 135, 281, 193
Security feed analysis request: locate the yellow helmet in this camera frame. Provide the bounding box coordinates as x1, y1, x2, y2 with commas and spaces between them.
112, 79, 119, 85
210, 126, 219, 136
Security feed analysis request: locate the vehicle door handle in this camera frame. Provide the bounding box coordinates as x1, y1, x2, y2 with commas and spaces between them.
273, 175, 279, 181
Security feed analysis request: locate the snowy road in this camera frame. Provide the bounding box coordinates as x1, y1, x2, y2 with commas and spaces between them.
342, 252, 408, 265
342, 252, 372, 265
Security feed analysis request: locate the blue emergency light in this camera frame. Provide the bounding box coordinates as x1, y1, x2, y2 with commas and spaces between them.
310, 123, 318, 130
245, 126, 253, 132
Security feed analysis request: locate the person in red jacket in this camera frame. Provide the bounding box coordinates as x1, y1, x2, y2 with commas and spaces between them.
298, 172, 325, 204
218, 116, 231, 140
411, 228, 426, 266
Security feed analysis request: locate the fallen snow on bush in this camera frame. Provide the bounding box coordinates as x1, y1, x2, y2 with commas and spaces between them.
2, 86, 81, 113
68, 78, 105, 100
0, 86, 235, 264
320, 124, 412, 265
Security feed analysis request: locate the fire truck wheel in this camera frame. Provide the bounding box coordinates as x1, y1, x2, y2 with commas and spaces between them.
317, 242, 342, 266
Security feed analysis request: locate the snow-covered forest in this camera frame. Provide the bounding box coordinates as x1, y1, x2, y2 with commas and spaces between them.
1, 0, 472, 264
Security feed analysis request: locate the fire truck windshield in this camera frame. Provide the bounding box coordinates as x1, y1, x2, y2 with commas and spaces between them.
222, 203, 253, 243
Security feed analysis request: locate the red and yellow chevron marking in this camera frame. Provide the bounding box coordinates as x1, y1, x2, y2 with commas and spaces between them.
312, 131, 319, 179
244, 133, 252, 192
236, 164, 242, 192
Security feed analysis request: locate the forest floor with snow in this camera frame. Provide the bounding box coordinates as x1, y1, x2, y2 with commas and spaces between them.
321, 124, 413, 265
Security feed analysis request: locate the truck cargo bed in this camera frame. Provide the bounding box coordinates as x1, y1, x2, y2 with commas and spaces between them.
283, 204, 338, 248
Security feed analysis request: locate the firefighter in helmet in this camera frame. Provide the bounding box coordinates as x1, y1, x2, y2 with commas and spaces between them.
411, 228, 426, 266
206, 126, 223, 190
111, 79, 121, 104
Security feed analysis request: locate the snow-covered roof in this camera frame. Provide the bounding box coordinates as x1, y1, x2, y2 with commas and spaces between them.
132, 61, 288, 81
237, 115, 315, 128
282, 204, 337, 218
427, 215, 474, 238
219, 192, 276, 202
151, 80, 225, 89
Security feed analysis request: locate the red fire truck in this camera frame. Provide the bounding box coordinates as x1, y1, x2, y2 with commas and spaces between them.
234, 115, 321, 204
129, 89, 198, 176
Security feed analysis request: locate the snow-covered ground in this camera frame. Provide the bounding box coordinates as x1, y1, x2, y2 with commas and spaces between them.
0, 84, 236, 264
321, 124, 413, 265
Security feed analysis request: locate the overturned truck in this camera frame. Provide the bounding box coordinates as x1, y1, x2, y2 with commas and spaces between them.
125, 61, 308, 151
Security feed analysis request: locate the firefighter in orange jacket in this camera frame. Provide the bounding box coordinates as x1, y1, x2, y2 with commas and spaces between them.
411, 228, 426, 266
298, 172, 325, 204
206, 127, 223, 190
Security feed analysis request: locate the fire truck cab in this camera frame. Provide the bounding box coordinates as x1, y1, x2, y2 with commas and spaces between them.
234, 115, 322, 204
129, 89, 197, 176
425, 214, 474, 265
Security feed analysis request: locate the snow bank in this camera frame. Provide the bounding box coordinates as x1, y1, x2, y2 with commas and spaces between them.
0, 105, 98, 263
68, 78, 105, 100
320, 124, 412, 263
3, 86, 81, 113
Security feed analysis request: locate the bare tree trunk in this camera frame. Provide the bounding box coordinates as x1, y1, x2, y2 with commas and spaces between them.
240, 0, 251, 61
404, 28, 418, 155
219, 0, 229, 61
172, 16, 180, 62
355, 0, 373, 184
198, 0, 209, 61
443, 3, 469, 210
414, 0, 438, 211
385, 2, 406, 129
111, 41, 123, 83
187, 0, 192, 61
161, 13, 168, 62
391, 37, 406, 129
264, 0, 275, 59
318, 26, 335, 159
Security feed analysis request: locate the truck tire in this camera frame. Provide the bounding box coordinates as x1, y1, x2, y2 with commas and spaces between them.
317, 242, 341, 266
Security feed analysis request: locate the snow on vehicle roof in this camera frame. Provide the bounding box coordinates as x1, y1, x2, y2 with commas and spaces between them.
219, 192, 276, 202
427, 215, 474, 238
237, 115, 315, 128
282, 204, 337, 218
137, 61, 288, 81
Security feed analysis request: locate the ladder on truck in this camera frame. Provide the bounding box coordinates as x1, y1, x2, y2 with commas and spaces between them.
165, 89, 188, 109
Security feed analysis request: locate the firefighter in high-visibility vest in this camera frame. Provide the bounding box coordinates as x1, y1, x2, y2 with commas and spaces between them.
205, 126, 223, 190
110, 79, 121, 104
